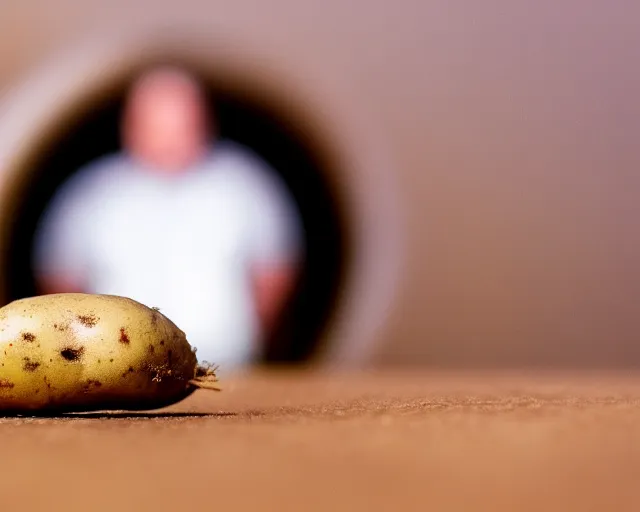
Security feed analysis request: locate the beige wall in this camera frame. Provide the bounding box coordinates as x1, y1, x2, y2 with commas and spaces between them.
1, 0, 639, 367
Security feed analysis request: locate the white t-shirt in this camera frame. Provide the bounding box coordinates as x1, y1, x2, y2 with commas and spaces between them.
32, 140, 303, 369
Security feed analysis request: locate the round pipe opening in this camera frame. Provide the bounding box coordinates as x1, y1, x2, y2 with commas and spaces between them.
0, 33, 404, 367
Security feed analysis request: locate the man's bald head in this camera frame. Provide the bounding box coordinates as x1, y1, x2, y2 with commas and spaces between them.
122, 66, 212, 173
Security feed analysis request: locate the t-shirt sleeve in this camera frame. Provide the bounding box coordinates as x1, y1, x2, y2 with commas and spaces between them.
32, 166, 100, 280
237, 157, 303, 267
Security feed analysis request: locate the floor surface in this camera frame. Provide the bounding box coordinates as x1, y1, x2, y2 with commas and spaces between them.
2, 369, 640, 511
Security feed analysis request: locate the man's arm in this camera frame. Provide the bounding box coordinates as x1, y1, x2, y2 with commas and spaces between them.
32, 169, 95, 295
239, 153, 304, 335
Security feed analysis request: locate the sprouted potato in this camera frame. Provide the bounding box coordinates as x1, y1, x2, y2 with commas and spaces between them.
0, 293, 219, 414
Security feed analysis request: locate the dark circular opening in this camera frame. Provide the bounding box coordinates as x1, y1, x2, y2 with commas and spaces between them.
3, 61, 349, 364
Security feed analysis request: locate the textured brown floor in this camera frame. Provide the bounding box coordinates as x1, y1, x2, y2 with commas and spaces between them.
3, 369, 640, 511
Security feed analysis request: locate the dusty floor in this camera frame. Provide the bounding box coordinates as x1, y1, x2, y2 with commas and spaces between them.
2, 369, 640, 511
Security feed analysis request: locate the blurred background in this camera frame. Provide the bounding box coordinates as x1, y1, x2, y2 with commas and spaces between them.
1, 0, 639, 371
2, 56, 349, 369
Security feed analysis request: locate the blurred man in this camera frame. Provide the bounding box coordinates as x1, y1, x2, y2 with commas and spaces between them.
32, 65, 303, 369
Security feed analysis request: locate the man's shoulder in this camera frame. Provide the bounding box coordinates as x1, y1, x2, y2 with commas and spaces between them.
77, 153, 134, 182
207, 141, 270, 178
62, 153, 131, 189
204, 140, 286, 195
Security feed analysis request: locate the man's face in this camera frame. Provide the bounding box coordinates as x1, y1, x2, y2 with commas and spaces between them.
123, 70, 210, 173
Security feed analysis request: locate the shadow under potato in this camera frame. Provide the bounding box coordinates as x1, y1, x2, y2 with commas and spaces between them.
0, 385, 209, 417
0, 411, 237, 419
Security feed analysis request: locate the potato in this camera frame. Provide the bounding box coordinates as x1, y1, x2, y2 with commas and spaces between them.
0, 293, 219, 414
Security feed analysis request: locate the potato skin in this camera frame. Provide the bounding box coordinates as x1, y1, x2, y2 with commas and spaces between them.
0, 293, 199, 413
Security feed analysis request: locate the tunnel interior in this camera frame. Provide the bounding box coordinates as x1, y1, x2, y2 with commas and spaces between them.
3, 60, 349, 364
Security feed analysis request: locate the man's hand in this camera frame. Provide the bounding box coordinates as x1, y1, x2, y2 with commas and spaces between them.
251, 264, 298, 334
37, 274, 86, 295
